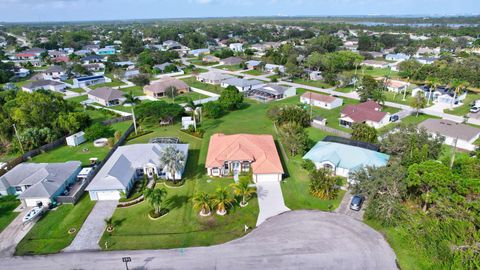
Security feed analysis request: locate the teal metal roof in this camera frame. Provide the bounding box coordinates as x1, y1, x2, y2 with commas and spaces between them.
303, 142, 389, 170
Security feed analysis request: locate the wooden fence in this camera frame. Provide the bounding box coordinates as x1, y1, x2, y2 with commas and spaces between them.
311, 122, 351, 139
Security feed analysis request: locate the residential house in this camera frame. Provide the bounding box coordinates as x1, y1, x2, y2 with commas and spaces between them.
0, 161, 82, 207
114, 61, 135, 67
202, 55, 220, 63
415, 57, 438, 65
415, 47, 441, 58
15, 47, 46, 60
245, 60, 262, 70
220, 56, 244, 66
22, 80, 67, 93
42, 65, 67, 81
367, 51, 384, 58
80, 55, 105, 64
385, 53, 410, 62
153, 62, 178, 73
83, 63, 105, 72
419, 119, 480, 151
220, 77, 263, 92
361, 60, 389, 69
73, 75, 111, 88
381, 78, 409, 93
87, 87, 125, 106
303, 141, 389, 180
309, 71, 323, 81
196, 71, 234, 85
190, 48, 210, 57
411, 85, 467, 105
339, 100, 390, 129
264, 63, 285, 74
122, 69, 140, 80
205, 133, 284, 183
144, 77, 190, 98
245, 84, 296, 102
86, 143, 189, 200
163, 40, 181, 50
300, 92, 343, 110
14, 68, 30, 78
229, 43, 244, 52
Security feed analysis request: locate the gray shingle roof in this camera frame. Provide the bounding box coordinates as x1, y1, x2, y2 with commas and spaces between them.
88, 87, 124, 101
0, 161, 81, 198
45, 65, 65, 73
419, 119, 480, 142
222, 77, 263, 88
23, 80, 64, 89
86, 144, 189, 191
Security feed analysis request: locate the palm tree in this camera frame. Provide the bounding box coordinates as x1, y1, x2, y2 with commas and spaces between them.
165, 86, 178, 101
123, 90, 141, 105
425, 76, 439, 106
212, 187, 236, 216
159, 146, 186, 183
230, 178, 256, 207
192, 192, 212, 216
143, 188, 168, 216
104, 217, 114, 232
448, 80, 469, 110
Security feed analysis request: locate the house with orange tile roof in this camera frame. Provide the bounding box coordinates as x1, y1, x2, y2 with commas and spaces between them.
205, 133, 284, 183
300, 91, 343, 110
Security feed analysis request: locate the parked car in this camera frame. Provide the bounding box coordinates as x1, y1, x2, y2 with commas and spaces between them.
470, 107, 480, 113
350, 195, 365, 211
390, 115, 399, 122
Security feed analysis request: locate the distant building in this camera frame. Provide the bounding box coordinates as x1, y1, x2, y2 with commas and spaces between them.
300, 92, 343, 110
419, 119, 480, 151
220, 77, 263, 92
229, 43, 244, 52
339, 101, 390, 129
245, 84, 296, 102
196, 71, 234, 85
73, 75, 111, 88
22, 80, 67, 93
87, 87, 125, 107
143, 77, 190, 98
361, 60, 389, 69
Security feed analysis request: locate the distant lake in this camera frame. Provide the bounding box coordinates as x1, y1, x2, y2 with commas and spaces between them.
349, 21, 479, 28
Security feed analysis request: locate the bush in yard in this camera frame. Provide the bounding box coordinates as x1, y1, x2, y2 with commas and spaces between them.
84, 123, 114, 141
219, 86, 244, 110
309, 168, 338, 200
134, 101, 183, 125
114, 131, 122, 142
130, 74, 150, 86
107, 137, 115, 148
279, 122, 309, 156
351, 123, 378, 144
274, 105, 310, 127
302, 159, 316, 173
202, 101, 224, 119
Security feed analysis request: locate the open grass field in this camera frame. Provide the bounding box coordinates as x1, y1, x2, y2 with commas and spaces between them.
241, 69, 265, 76
15, 194, 96, 255
293, 78, 332, 89
182, 67, 209, 75
215, 65, 244, 71
344, 67, 400, 79
0, 196, 20, 233
29, 121, 132, 166
89, 79, 126, 90
119, 86, 144, 96
181, 76, 224, 94
67, 88, 85, 94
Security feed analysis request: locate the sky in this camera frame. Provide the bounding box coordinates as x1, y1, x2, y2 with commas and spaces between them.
0, 0, 479, 22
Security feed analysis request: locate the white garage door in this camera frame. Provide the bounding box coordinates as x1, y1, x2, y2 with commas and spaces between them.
96, 191, 120, 201
255, 173, 280, 183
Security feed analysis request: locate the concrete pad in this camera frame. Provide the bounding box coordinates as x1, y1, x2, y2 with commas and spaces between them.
256, 181, 290, 226
64, 200, 117, 251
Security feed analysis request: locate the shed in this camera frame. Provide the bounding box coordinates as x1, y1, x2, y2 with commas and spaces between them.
66, 132, 86, 147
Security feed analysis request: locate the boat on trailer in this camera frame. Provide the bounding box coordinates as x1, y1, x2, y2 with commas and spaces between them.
22, 206, 44, 223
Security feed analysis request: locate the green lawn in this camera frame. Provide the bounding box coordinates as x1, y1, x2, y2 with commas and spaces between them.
347, 68, 400, 78
293, 78, 332, 89
68, 88, 85, 94
15, 194, 96, 255
0, 196, 20, 233
181, 77, 223, 94
335, 86, 354, 93
29, 121, 132, 166
182, 67, 209, 75
444, 91, 480, 116
67, 95, 88, 104
378, 113, 440, 135
384, 90, 416, 106
190, 59, 219, 66
101, 96, 344, 250
119, 86, 144, 96
90, 79, 126, 89
215, 65, 244, 71
242, 69, 265, 76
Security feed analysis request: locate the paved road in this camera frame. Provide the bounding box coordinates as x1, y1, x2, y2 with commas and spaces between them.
255, 181, 290, 226
2, 210, 397, 270
64, 201, 117, 252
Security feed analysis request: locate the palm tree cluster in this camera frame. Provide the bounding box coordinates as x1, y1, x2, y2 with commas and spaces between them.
144, 187, 168, 217
159, 146, 186, 183
192, 179, 255, 216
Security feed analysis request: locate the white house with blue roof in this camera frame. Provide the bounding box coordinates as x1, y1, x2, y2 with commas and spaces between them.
303, 142, 390, 181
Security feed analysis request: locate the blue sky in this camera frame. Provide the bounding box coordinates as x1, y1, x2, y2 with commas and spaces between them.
0, 0, 479, 22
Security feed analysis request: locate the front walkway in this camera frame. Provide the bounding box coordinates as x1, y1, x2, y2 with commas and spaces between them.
0, 208, 36, 257
64, 200, 117, 252
255, 181, 290, 226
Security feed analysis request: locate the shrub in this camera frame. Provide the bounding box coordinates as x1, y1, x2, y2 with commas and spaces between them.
302, 159, 316, 172
83, 123, 114, 141
202, 101, 224, 119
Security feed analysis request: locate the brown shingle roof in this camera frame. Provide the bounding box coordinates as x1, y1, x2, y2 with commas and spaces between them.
144, 77, 189, 94
341, 101, 387, 123
419, 119, 480, 142
88, 87, 124, 101
301, 91, 337, 103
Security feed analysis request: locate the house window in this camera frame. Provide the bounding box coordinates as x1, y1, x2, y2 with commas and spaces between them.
323, 164, 334, 171
224, 163, 229, 170
212, 168, 219, 175
242, 162, 250, 171
15, 186, 22, 192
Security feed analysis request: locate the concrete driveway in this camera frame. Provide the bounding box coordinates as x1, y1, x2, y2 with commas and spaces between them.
2, 211, 397, 270
256, 181, 290, 226
64, 200, 117, 252
0, 209, 37, 257
335, 191, 365, 221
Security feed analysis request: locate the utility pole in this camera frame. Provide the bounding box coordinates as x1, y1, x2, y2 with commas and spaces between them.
131, 107, 137, 135
13, 124, 24, 154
